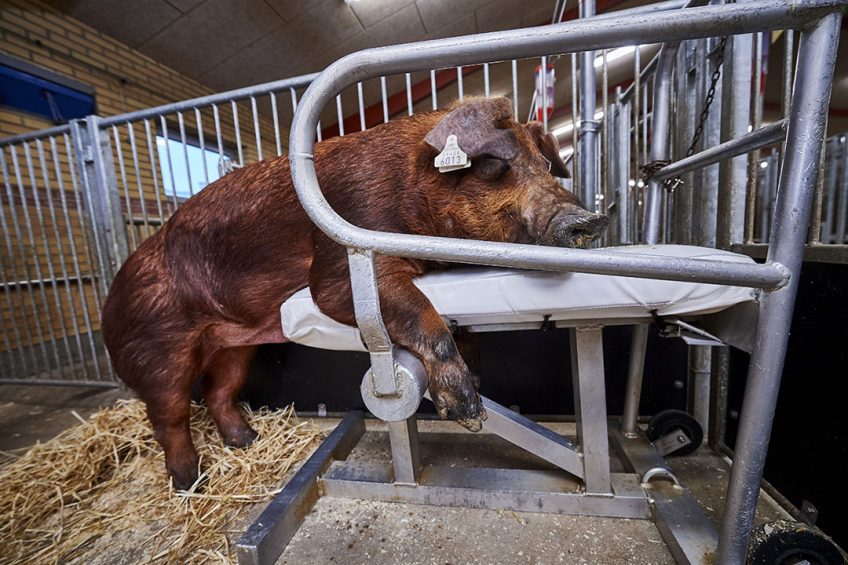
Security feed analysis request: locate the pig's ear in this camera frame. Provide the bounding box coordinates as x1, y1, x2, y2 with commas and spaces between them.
524, 121, 571, 178
425, 98, 519, 161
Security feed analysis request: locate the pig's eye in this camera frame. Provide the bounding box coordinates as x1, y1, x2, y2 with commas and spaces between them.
474, 157, 510, 180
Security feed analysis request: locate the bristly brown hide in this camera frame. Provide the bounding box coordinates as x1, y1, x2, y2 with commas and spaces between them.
101, 97, 605, 490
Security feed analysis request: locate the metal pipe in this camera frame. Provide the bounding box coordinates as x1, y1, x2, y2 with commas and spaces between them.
716, 33, 753, 249
250, 96, 263, 158
231, 102, 244, 165
160, 115, 179, 209
111, 126, 137, 250
578, 0, 597, 210
430, 71, 438, 110
357, 82, 366, 131
643, 43, 679, 244
483, 63, 491, 97
291, 1, 830, 291
716, 13, 843, 562
621, 324, 649, 436
89, 73, 317, 129
619, 50, 660, 105
380, 77, 389, 123
745, 32, 765, 244
837, 139, 848, 243
571, 52, 579, 195
177, 112, 194, 196
144, 119, 165, 221
457, 66, 464, 100
335, 95, 345, 137
127, 123, 151, 233
271, 92, 283, 155
654, 119, 788, 181
511, 60, 518, 118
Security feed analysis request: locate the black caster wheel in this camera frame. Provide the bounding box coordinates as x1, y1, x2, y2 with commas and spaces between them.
646, 409, 703, 456
748, 520, 846, 565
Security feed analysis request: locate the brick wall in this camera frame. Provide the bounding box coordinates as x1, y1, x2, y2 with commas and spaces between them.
0, 0, 215, 138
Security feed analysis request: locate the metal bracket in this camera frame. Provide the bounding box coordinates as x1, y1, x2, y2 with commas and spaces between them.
653, 428, 693, 457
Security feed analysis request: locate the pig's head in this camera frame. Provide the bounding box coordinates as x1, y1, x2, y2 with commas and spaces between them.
423, 97, 608, 248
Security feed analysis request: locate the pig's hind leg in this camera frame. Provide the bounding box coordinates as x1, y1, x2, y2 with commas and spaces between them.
202, 345, 258, 448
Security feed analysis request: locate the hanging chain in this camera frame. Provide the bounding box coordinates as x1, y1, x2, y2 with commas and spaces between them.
641, 36, 729, 192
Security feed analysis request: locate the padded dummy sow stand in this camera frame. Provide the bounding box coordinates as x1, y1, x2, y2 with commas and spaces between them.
237, 246, 757, 565
237, 2, 845, 563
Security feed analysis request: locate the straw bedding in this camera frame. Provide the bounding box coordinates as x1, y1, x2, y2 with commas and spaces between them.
0, 399, 325, 564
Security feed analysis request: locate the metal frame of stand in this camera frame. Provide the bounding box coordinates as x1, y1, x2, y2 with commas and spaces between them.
237, 2, 845, 564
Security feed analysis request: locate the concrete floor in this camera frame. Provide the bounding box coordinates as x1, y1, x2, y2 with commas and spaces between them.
0, 384, 792, 563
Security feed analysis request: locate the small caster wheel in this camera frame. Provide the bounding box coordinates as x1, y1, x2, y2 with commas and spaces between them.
748, 520, 846, 565
646, 409, 703, 456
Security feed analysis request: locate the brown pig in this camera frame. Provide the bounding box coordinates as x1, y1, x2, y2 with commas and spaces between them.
102, 97, 607, 490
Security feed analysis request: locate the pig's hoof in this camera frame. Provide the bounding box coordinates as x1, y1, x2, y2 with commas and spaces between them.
432, 388, 487, 433
169, 465, 200, 492
223, 426, 258, 449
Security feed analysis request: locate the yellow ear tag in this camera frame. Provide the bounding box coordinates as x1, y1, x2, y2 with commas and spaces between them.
434, 134, 471, 173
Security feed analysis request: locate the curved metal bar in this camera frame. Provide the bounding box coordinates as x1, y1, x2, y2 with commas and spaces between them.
288, 0, 839, 290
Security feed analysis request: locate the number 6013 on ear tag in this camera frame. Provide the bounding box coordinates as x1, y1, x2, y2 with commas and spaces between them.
434, 134, 471, 173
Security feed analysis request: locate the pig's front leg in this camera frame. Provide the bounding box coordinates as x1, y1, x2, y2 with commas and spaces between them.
310, 250, 486, 431
375, 271, 487, 430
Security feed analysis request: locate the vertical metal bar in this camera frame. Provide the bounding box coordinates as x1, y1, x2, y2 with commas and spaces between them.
541, 56, 549, 133
316, 120, 322, 143
745, 32, 764, 244
271, 92, 282, 156
65, 132, 108, 379
511, 60, 518, 118
194, 110, 210, 186
159, 116, 180, 209
111, 125, 137, 250
621, 324, 649, 436
50, 136, 101, 381
483, 63, 491, 98
381, 76, 389, 123
127, 123, 151, 236
177, 112, 194, 196
717, 14, 842, 563
570, 325, 611, 495
14, 144, 62, 376
336, 95, 345, 137
231, 101, 244, 166
250, 96, 263, 160
716, 33, 753, 250
70, 116, 128, 296
456, 66, 464, 101
781, 30, 795, 121
290, 88, 298, 115
36, 139, 82, 378
405, 73, 413, 116
357, 82, 367, 131
0, 149, 36, 376
388, 418, 421, 485
579, 0, 598, 216
431, 70, 439, 111
601, 49, 609, 234
837, 139, 848, 243
643, 44, 679, 245
144, 119, 165, 222
822, 137, 838, 242
0, 251, 24, 378
810, 139, 829, 243
571, 53, 579, 196
617, 96, 631, 244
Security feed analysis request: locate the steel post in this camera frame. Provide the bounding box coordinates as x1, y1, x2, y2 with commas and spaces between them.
716, 33, 753, 250
579, 0, 598, 211
70, 116, 129, 289
621, 324, 649, 436
716, 12, 843, 562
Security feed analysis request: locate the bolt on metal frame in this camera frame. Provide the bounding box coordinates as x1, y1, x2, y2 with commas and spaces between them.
281, 2, 845, 564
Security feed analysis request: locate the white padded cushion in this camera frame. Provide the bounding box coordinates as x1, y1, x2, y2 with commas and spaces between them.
281, 245, 758, 352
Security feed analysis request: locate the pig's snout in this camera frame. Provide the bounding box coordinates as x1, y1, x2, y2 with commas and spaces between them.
548, 212, 609, 248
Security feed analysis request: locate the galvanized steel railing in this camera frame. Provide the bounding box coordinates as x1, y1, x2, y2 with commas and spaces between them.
286, 1, 845, 562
